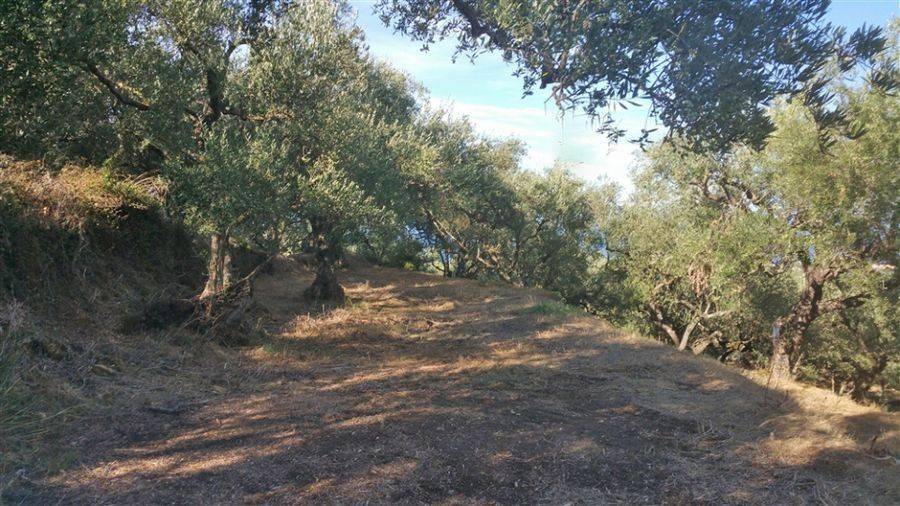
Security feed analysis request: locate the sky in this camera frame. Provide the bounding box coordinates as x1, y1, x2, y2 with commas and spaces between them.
349, 0, 898, 191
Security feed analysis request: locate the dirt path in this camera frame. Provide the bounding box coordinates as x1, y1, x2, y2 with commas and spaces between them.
9, 260, 899, 504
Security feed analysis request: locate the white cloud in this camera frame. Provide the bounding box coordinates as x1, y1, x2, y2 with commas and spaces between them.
560, 141, 638, 193
429, 98, 641, 192
431, 98, 558, 141
352, 5, 659, 193
521, 147, 556, 172
368, 41, 451, 72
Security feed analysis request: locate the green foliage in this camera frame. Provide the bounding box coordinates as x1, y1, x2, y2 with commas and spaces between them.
595, 70, 899, 398
799, 290, 898, 397
387, 113, 611, 298
377, 0, 885, 150
169, 123, 294, 242
352, 225, 427, 270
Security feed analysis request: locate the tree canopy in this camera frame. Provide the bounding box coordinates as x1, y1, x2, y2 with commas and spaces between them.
377, 0, 885, 150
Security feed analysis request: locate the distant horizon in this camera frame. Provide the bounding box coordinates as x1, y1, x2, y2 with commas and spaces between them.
352, 0, 898, 192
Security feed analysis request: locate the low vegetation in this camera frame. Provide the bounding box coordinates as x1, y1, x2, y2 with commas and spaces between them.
0, 158, 204, 485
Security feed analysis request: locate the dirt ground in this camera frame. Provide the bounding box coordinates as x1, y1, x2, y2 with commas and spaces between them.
7, 259, 899, 504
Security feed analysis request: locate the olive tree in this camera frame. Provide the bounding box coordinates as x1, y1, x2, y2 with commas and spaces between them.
376, 0, 885, 150
392, 113, 525, 280
620, 64, 898, 384
287, 61, 419, 300
392, 113, 608, 296
1, 0, 368, 299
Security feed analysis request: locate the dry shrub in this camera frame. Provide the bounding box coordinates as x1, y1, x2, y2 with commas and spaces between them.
0, 155, 201, 301
0, 155, 165, 229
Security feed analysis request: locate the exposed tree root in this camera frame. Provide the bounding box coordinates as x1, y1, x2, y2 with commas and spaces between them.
129, 256, 275, 344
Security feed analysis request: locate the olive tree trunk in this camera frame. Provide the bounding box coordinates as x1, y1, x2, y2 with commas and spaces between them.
303, 220, 344, 302
769, 265, 833, 380
769, 322, 793, 380
200, 232, 232, 299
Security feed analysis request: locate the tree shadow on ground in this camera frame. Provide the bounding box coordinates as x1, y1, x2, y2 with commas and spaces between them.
9, 264, 898, 505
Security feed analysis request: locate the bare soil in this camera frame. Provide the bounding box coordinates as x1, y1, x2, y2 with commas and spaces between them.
6, 259, 899, 504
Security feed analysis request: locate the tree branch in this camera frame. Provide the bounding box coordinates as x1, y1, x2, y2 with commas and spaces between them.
819, 293, 868, 314
449, 0, 512, 47
85, 63, 151, 111
422, 205, 512, 283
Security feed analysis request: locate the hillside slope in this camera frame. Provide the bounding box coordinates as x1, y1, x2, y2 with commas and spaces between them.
5, 259, 899, 504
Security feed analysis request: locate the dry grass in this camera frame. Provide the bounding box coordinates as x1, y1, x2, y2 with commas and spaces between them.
4, 258, 898, 504
0, 155, 165, 227
0, 157, 201, 495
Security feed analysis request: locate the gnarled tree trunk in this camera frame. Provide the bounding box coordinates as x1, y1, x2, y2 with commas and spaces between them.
769, 265, 833, 380
455, 254, 467, 278
305, 260, 344, 302
303, 219, 344, 302
200, 232, 232, 299
676, 318, 701, 351
769, 322, 792, 380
